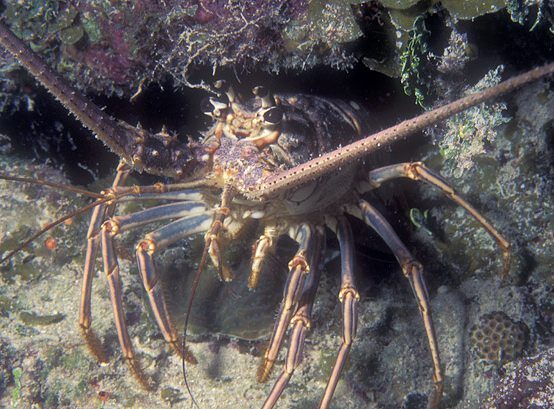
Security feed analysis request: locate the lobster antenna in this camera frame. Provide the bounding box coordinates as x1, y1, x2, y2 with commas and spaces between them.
0, 174, 104, 198
254, 62, 554, 199
0, 197, 111, 264
0, 21, 135, 164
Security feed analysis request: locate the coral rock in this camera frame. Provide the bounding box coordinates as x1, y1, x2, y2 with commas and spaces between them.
484, 348, 554, 408
470, 311, 529, 364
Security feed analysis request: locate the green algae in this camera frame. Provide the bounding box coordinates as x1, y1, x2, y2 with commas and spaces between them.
160, 387, 185, 406
60, 26, 85, 46
10, 367, 22, 408
81, 12, 103, 44
19, 311, 65, 326
399, 16, 432, 106
441, 0, 506, 20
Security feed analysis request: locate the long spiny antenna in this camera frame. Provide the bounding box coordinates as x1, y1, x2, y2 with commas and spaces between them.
0, 21, 208, 180
254, 62, 554, 199
0, 21, 134, 164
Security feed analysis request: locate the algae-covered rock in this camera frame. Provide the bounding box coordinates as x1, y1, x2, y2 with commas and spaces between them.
441, 0, 506, 20
2, 0, 548, 101
483, 348, 554, 408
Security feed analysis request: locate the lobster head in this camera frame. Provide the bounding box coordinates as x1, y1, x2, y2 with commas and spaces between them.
198, 81, 287, 194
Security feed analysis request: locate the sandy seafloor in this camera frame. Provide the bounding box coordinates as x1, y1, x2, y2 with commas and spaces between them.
0, 76, 553, 409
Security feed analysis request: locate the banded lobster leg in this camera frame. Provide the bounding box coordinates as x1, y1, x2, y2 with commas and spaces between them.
319, 216, 359, 409
348, 200, 443, 409
249, 224, 281, 290
257, 224, 317, 383
352, 161, 513, 407
262, 227, 325, 409
80, 160, 131, 364
366, 162, 511, 276
203, 186, 236, 282
100, 201, 214, 384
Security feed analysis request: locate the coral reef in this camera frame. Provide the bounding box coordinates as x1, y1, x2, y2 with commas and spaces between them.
2, 0, 363, 95
470, 311, 529, 363
1, 0, 550, 101
484, 348, 554, 408
0, 1, 553, 408
435, 66, 511, 178
0, 337, 15, 399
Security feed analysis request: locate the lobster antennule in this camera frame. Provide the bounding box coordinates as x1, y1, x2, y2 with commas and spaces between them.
0, 197, 111, 264
0, 175, 103, 198
181, 184, 236, 406
0, 21, 208, 180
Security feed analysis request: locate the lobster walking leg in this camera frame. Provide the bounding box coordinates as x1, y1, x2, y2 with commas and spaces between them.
113, 189, 205, 203
101, 206, 213, 363
354, 199, 443, 409
204, 186, 236, 282
134, 213, 213, 359
368, 162, 511, 277
249, 224, 280, 289
100, 219, 151, 388
80, 160, 131, 363
320, 216, 359, 409
81, 170, 206, 371
263, 227, 325, 409
258, 224, 315, 383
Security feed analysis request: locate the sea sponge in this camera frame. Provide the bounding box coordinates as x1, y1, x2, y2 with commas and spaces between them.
470, 311, 529, 364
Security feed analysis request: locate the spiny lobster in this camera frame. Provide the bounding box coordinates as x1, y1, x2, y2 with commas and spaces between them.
1, 18, 553, 409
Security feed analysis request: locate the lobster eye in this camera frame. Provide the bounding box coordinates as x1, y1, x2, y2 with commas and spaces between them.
262, 106, 283, 125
